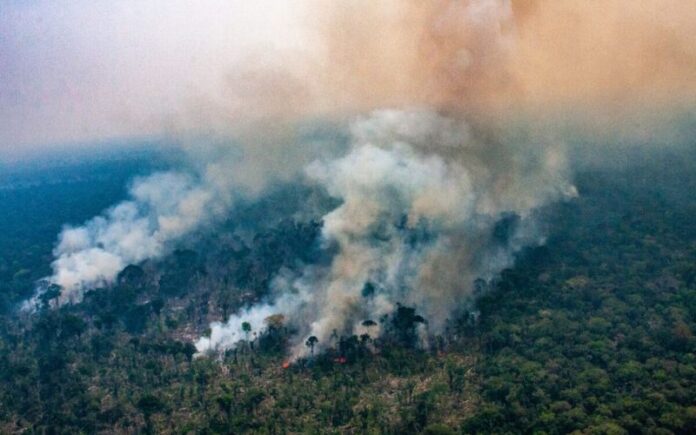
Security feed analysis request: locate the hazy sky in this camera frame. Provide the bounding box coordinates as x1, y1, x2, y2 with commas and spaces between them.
0, 0, 307, 154
2, 1, 695, 156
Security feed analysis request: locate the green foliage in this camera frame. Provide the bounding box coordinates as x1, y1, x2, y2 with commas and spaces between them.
0, 147, 694, 433
463, 156, 696, 434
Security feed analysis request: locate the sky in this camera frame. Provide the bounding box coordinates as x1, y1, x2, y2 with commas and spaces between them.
0, 0, 308, 154
2, 0, 695, 157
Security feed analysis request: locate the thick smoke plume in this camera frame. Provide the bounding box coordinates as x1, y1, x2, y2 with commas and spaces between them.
204, 0, 696, 125
32, 1, 694, 358
195, 109, 576, 358
321, 0, 696, 109
28, 127, 340, 307
33, 165, 236, 306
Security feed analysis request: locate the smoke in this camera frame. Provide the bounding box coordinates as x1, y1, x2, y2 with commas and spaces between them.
29, 0, 693, 357
509, 0, 696, 106
195, 108, 577, 359
29, 166, 233, 306
320, 0, 696, 110
195, 275, 313, 354
203, 0, 696, 124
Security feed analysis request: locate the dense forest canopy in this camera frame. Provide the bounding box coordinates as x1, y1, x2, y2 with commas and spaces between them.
2, 0, 696, 433
0, 139, 694, 434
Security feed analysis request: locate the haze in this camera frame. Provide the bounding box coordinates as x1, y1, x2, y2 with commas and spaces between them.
0, 0, 307, 153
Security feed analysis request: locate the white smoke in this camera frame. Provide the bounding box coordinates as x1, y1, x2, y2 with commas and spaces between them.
26, 125, 341, 308
195, 303, 275, 355
28, 1, 577, 356
29, 161, 239, 306
195, 277, 313, 355
197, 109, 577, 359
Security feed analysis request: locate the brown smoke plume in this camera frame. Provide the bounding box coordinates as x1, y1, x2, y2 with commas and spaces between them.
210, 0, 696, 125
194, 1, 695, 358
32, 1, 694, 358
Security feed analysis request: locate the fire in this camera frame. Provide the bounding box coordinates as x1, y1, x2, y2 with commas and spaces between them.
281, 361, 291, 369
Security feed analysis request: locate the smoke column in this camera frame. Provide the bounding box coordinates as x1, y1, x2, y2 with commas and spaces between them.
28, 161, 238, 306
27, 125, 338, 307
30, 0, 695, 353
205, 0, 696, 125
195, 108, 576, 357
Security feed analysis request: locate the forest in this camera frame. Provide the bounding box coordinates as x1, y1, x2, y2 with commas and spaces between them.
0, 143, 694, 434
